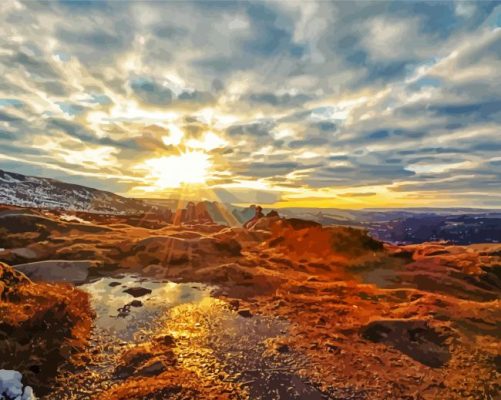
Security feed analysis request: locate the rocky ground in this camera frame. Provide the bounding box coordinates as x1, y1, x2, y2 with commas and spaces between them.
0, 204, 500, 399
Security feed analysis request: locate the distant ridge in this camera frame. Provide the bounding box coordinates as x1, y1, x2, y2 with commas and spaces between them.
0, 169, 150, 214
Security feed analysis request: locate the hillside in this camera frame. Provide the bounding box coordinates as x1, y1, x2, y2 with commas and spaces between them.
0, 170, 150, 214
0, 208, 499, 399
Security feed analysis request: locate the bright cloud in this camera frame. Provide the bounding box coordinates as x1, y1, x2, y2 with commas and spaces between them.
0, 0, 499, 208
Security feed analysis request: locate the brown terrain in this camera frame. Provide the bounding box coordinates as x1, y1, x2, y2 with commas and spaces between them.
0, 203, 500, 400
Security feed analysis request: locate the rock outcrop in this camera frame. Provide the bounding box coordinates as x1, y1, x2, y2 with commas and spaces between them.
13, 260, 97, 283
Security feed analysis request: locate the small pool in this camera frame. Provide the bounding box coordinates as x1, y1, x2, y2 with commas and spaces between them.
81, 275, 213, 340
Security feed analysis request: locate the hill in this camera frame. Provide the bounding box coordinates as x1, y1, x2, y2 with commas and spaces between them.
0, 170, 150, 214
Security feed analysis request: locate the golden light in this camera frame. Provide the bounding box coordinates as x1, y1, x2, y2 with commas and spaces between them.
161, 124, 184, 146
143, 151, 211, 188
186, 131, 227, 151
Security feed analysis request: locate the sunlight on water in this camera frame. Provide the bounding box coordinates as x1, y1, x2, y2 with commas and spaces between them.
81, 275, 213, 340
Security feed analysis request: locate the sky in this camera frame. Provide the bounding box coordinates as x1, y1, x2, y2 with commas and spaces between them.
0, 0, 500, 209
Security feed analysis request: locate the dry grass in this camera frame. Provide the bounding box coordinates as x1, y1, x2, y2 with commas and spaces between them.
0, 262, 93, 395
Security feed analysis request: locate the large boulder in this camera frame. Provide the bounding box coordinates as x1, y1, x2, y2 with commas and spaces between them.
13, 260, 97, 283
361, 318, 452, 368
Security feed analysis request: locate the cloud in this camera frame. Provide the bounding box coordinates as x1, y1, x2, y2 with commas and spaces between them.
0, 1, 499, 207
226, 121, 275, 137
338, 192, 376, 197
130, 77, 174, 106
243, 92, 312, 107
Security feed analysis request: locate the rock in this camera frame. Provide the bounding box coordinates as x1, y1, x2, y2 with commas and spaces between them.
249, 216, 281, 231
129, 300, 143, 307
274, 300, 286, 309
212, 238, 242, 256
229, 299, 240, 310
11, 248, 38, 260
136, 360, 166, 376
109, 281, 121, 287
123, 287, 152, 297
238, 309, 253, 318
285, 218, 321, 230
275, 343, 290, 353
153, 334, 176, 347
325, 342, 341, 353
114, 364, 135, 379
266, 210, 280, 218
13, 260, 95, 283
361, 319, 451, 368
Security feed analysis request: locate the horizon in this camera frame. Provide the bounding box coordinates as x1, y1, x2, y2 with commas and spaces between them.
0, 1, 500, 208
3, 165, 501, 212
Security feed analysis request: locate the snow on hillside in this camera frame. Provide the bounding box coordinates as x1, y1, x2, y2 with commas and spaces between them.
0, 170, 148, 214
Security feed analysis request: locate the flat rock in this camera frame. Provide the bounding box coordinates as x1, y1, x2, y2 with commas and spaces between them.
11, 248, 38, 260
13, 260, 95, 283
136, 360, 166, 377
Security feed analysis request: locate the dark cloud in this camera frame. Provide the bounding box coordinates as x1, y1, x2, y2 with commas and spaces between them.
130, 78, 174, 106
178, 90, 214, 104
226, 121, 275, 137
366, 129, 425, 141
8, 50, 60, 80
288, 137, 329, 148
244, 92, 312, 107
236, 161, 303, 178
0, 111, 22, 123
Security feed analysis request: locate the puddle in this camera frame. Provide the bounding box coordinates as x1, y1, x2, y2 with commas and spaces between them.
44, 275, 214, 399
44, 274, 326, 400
82, 275, 212, 341
158, 292, 326, 398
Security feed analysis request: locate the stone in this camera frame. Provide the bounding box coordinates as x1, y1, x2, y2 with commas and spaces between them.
237, 309, 252, 318
123, 287, 152, 297
275, 343, 290, 353
136, 360, 166, 376
154, 334, 176, 347
229, 299, 240, 310
11, 248, 38, 260
326, 342, 341, 353
13, 260, 95, 283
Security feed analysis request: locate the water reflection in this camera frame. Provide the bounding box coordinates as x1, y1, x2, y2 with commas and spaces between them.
162, 299, 324, 399
46, 274, 324, 399
45, 275, 215, 399
81, 275, 213, 340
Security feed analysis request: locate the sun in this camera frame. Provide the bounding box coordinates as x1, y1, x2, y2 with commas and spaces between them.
144, 151, 211, 188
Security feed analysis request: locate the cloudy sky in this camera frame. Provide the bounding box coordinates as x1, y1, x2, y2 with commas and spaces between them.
0, 0, 500, 208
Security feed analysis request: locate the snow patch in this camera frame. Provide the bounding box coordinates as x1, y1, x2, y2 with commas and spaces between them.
0, 370, 36, 400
